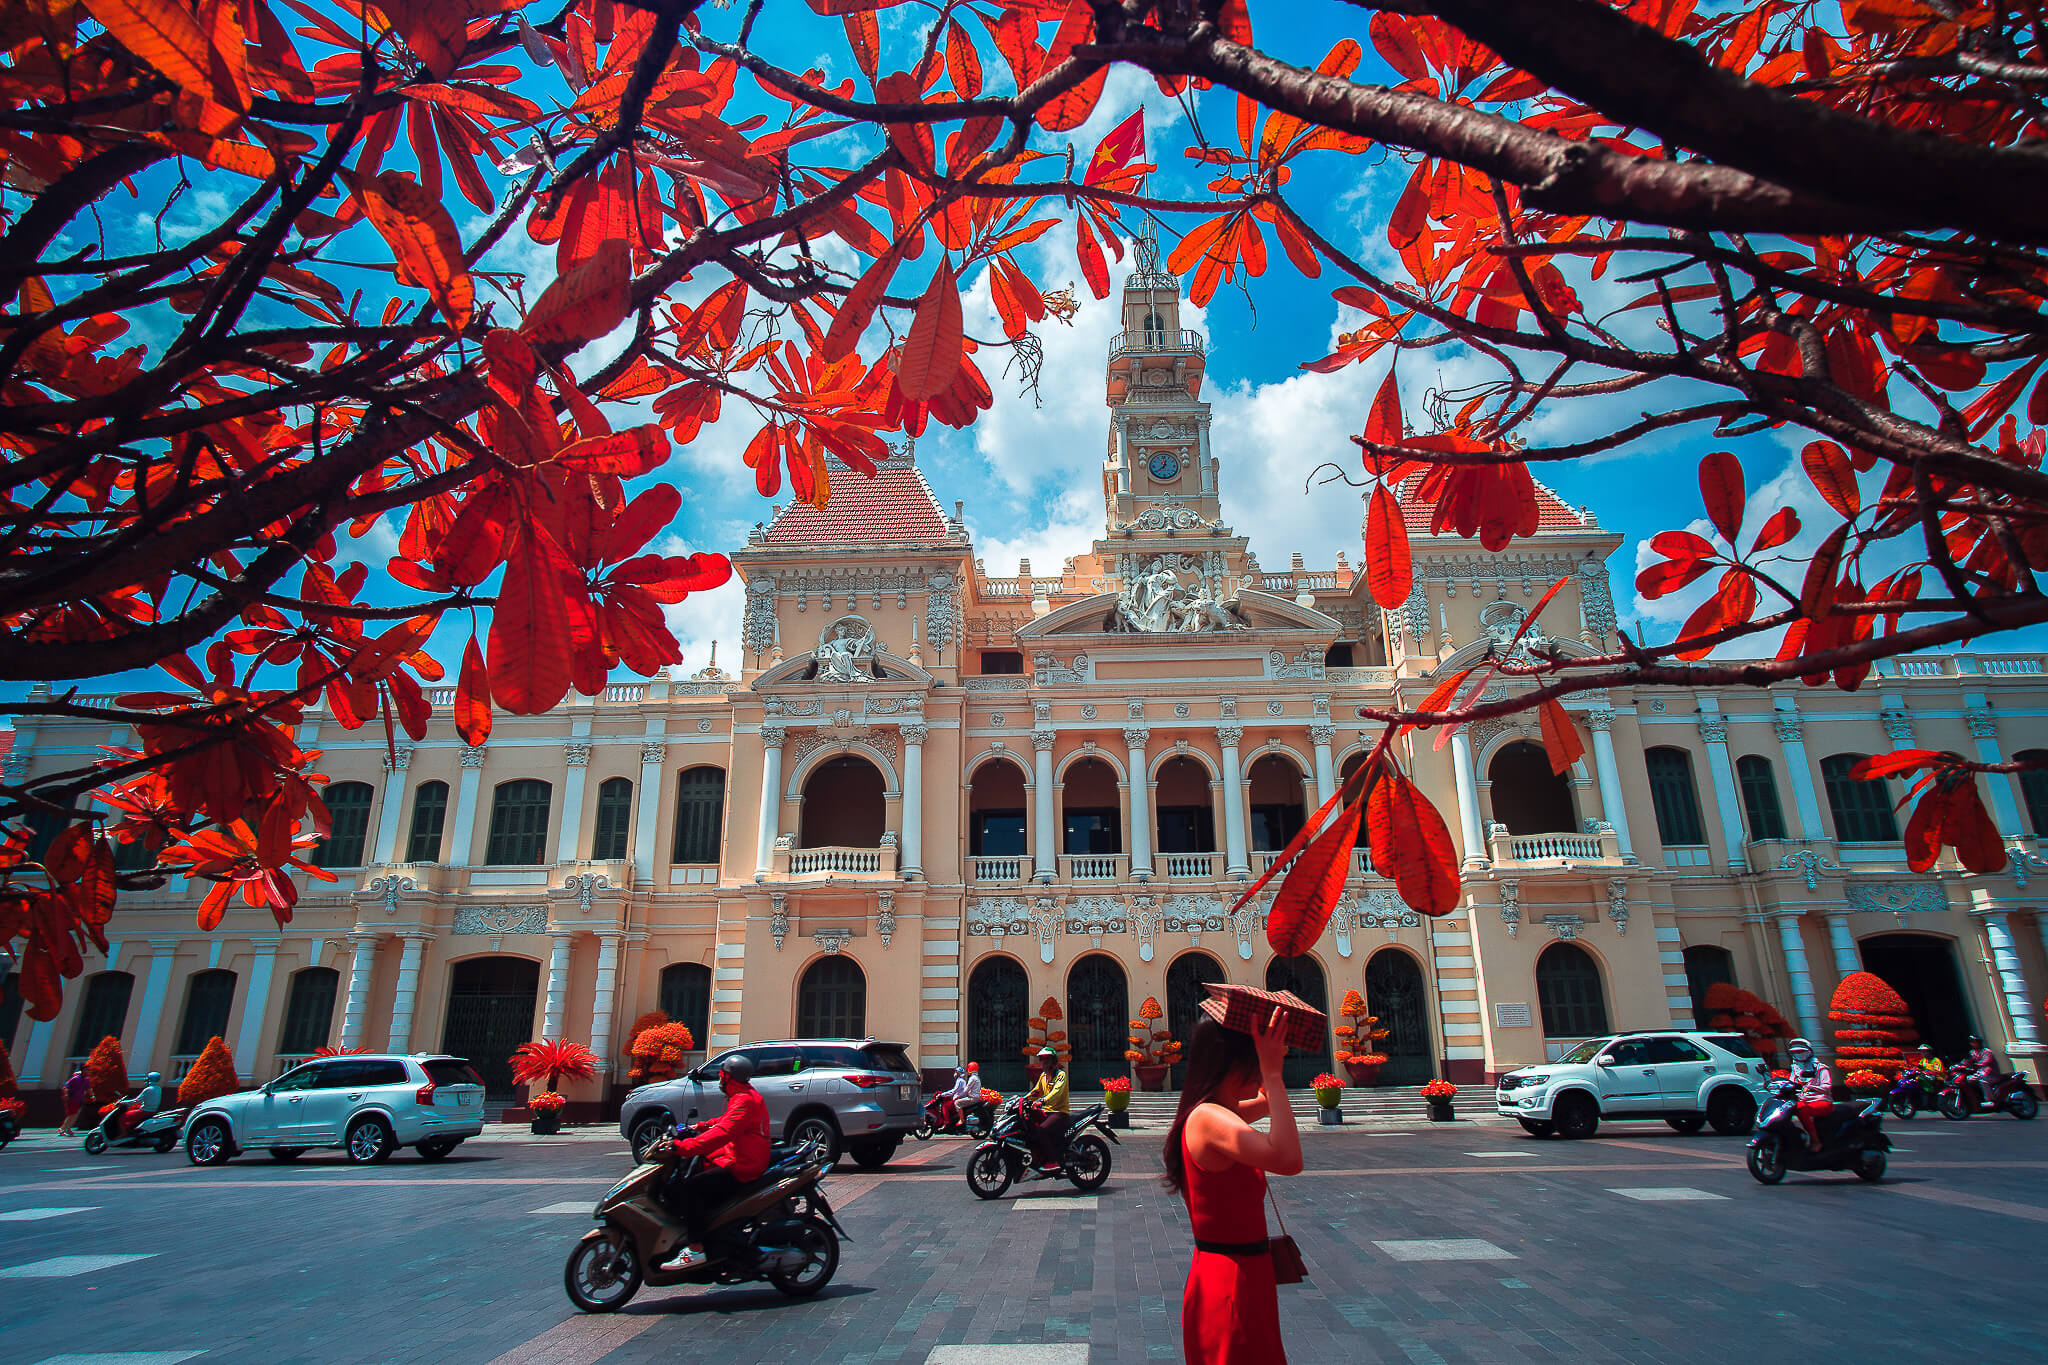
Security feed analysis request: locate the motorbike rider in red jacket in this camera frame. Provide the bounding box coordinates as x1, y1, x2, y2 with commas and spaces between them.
1784, 1038, 1834, 1152
657, 1055, 770, 1270
1962, 1035, 2000, 1107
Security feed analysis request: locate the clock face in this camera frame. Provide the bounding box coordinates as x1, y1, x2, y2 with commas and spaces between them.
1148, 450, 1181, 481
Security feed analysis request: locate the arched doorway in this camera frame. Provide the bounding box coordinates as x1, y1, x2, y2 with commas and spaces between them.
442, 957, 540, 1100
1861, 934, 1976, 1061
1683, 945, 1736, 1029
1065, 954, 1130, 1088
1489, 741, 1577, 834
1365, 949, 1434, 1086
1265, 955, 1332, 1088
1535, 942, 1609, 1041
796, 957, 867, 1038
799, 756, 886, 847
1166, 951, 1227, 1087
966, 957, 1030, 1092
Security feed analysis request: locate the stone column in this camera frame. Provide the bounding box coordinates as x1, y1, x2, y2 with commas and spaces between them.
1031, 728, 1057, 883
235, 935, 281, 1069
1964, 706, 2026, 838
338, 932, 380, 1049
633, 738, 666, 886
16, 1017, 57, 1086
756, 725, 786, 879
1584, 709, 1637, 861
1125, 726, 1153, 880
1773, 709, 1827, 841
386, 932, 431, 1054
1823, 913, 1860, 983
1977, 910, 2041, 1049
127, 939, 179, 1078
1772, 913, 1821, 1040
447, 745, 487, 867
1696, 712, 1748, 870
1449, 729, 1487, 868
555, 740, 591, 864
901, 723, 928, 880
372, 745, 413, 865
589, 933, 622, 1076
1219, 725, 1249, 879
1310, 725, 1337, 806
542, 932, 573, 1041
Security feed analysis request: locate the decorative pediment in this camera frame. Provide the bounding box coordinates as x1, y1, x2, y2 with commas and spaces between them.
1019, 588, 1340, 639
751, 649, 936, 690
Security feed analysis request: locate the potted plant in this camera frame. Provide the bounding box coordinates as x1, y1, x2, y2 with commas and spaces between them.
1421, 1079, 1458, 1121
511, 1039, 600, 1131
1335, 991, 1391, 1086
1101, 1075, 1132, 1129
1312, 1072, 1344, 1124
1125, 997, 1181, 1091
1844, 1069, 1890, 1096
529, 1091, 566, 1135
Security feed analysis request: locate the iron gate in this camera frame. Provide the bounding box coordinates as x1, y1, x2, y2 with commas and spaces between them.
441, 958, 539, 1099
1365, 949, 1434, 1086
1065, 954, 1130, 1089
967, 957, 1029, 1093
1264, 955, 1332, 1089
1166, 952, 1227, 1087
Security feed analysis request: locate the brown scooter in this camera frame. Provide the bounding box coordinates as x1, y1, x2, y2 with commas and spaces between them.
562, 1135, 847, 1312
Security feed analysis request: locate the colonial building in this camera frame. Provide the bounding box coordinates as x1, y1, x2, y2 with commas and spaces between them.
7, 248, 2048, 1113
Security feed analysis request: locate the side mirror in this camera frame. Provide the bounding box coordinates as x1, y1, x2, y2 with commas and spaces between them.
1595, 1055, 1616, 1067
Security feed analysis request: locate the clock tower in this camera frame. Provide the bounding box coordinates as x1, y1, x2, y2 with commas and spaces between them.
1101, 233, 1223, 535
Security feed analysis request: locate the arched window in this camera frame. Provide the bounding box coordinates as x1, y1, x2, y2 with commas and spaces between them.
967, 760, 1027, 858
1736, 755, 1787, 841
1165, 951, 1227, 1084
485, 779, 553, 865
70, 971, 134, 1057
1247, 754, 1308, 852
671, 767, 726, 864
313, 781, 374, 868
406, 780, 449, 863
659, 963, 712, 1054
592, 777, 633, 861
1155, 756, 1215, 853
1061, 757, 1122, 855
1536, 943, 1608, 1037
175, 969, 237, 1056
1821, 754, 1898, 842
1142, 311, 1165, 346
277, 968, 339, 1056
1487, 741, 1576, 835
1682, 945, 1736, 1029
796, 957, 866, 1038
799, 756, 885, 847
1644, 747, 1705, 846
2015, 749, 2048, 837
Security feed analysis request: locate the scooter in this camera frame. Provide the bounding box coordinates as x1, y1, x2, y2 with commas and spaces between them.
913, 1091, 990, 1140
1747, 1079, 1890, 1184
1938, 1067, 2040, 1121
563, 1130, 848, 1312
82, 1096, 189, 1155
1883, 1069, 1944, 1120
965, 1097, 1118, 1199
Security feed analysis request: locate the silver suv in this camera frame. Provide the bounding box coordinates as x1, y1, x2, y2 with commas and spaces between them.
184, 1054, 486, 1165
620, 1038, 922, 1169
1494, 1031, 1768, 1139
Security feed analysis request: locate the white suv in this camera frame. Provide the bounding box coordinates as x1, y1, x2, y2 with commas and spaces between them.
184, 1054, 486, 1165
1494, 1031, 1768, 1139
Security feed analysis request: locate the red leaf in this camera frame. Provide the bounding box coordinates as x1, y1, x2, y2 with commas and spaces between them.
488, 524, 576, 712
1849, 749, 1944, 780
1364, 364, 1402, 449
1676, 569, 1757, 660
1538, 700, 1584, 776
1365, 485, 1411, 610
1801, 439, 1860, 519
1751, 507, 1800, 553
359, 170, 472, 328
1075, 214, 1109, 299
455, 636, 492, 746
897, 258, 963, 400
1649, 530, 1716, 563
822, 242, 903, 361
1698, 450, 1745, 544
524, 238, 632, 347
556, 427, 669, 476
1266, 795, 1364, 955
1366, 771, 1460, 916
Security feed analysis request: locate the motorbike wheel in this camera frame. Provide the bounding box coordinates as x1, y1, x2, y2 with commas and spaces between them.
1746, 1136, 1787, 1185
765, 1214, 840, 1297
82, 1131, 109, 1156
1886, 1094, 1916, 1120
1853, 1150, 1887, 1183
1067, 1135, 1112, 1192
966, 1147, 1013, 1200
564, 1229, 642, 1313
2008, 1089, 2039, 1121
1938, 1090, 1971, 1121
913, 1117, 935, 1141
153, 1132, 179, 1153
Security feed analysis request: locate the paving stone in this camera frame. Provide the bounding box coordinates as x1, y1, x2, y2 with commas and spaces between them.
30, 1355, 205, 1365
0, 1254, 156, 1278
1607, 1188, 1729, 1202
1374, 1239, 1518, 1262
0, 1207, 98, 1221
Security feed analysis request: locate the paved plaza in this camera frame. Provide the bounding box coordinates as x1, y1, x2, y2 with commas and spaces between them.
1, 1116, 2043, 1363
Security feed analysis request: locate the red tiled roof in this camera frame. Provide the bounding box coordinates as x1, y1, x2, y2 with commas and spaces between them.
760, 455, 952, 547
1393, 472, 1591, 535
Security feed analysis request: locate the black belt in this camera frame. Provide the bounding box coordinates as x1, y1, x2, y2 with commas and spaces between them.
1194, 1238, 1270, 1257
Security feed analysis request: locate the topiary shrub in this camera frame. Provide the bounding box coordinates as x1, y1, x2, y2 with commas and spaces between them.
623, 1011, 670, 1084
176, 1036, 242, 1108
1829, 971, 1919, 1078
1703, 982, 1794, 1062
86, 1035, 128, 1110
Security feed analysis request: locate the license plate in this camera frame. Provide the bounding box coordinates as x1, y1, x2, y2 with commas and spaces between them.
899, 1085, 914, 1100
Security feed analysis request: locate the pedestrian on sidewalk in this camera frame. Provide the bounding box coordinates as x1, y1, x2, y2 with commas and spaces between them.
58, 1067, 89, 1137
1164, 1006, 1301, 1365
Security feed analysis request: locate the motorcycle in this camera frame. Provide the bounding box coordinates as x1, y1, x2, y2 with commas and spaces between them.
1938, 1066, 2040, 1121
913, 1091, 990, 1140
563, 1130, 847, 1312
82, 1096, 188, 1155
0, 1104, 20, 1149
965, 1097, 1118, 1199
1883, 1069, 1944, 1120
1747, 1079, 1890, 1185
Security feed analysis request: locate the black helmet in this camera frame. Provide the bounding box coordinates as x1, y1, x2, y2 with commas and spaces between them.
719, 1054, 755, 1084
1967, 1034, 1984, 1049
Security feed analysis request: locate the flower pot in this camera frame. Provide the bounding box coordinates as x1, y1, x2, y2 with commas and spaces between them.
1426, 1098, 1454, 1123
1104, 1090, 1130, 1113
1134, 1065, 1170, 1092
531, 1109, 563, 1135
1343, 1060, 1384, 1088
1108, 1110, 1132, 1130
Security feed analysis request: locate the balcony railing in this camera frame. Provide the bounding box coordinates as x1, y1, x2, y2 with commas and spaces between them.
1109, 327, 1205, 361
785, 845, 891, 876
1253, 849, 1376, 879
1061, 853, 1126, 881
1162, 852, 1217, 879
1489, 828, 1624, 866
972, 855, 1029, 883
168, 1054, 200, 1083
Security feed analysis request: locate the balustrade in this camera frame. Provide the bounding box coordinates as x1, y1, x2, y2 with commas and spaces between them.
972, 855, 1028, 883
1163, 852, 1216, 878
787, 846, 885, 875
1060, 853, 1125, 882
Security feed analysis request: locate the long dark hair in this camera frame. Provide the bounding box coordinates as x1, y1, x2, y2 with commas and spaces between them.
1161, 1012, 1260, 1196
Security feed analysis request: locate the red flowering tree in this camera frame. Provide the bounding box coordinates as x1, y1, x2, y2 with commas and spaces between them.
1829, 971, 1919, 1079
1703, 983, 1794, 1063
84, 1036, 127, 1111
622, 1010, 670, 1083
175, 1036, 242, 1108
627, 1023, 695, 1087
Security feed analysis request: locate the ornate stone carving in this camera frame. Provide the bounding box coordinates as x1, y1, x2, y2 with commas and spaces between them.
1542, 913, 1584, 941
1273, 648, 1326, 680
1173, 703, 1191, 718
925, 573, 956, 654
382, 745, 413, 773
564, 741, 591, 767
1400, 585, 1430, 648
1964, 708, 1998, 739
1161, 894, 1227, 942
1130, 896, 1159, 961
1216, 724, 1243, 746
566, 872, 610, 911
1772, 713, 1804, 743
1843, 881, 1947, 918
877, 891, 896, 949
1231, 901, 1264, 960
1881, 709, 1914, 741
1081, 704, 1098, 720
1696, 716, 1728, 744
696, 718, 713, 734
1031, 728, 1057, 752
1778, 848, 1846, 891
813, 928, 851, 955
1031, 897, 1060, 963
761, 723, 788, 748
1498, 880, 1521, 937
1064, 896, 1128, 947
1583, 708, 1614, 734
1575, 559, 1617, 640
1114, 506, 1219, 534
460, 745, 487, 768
1033, 652, 1088, 684
1123, 726, 1151, 749
453, 904, 547, 935
988, 713, 1007, 727
813, 614, 879, 683
901, 722, 929, 745
1112, 558, 1246, 633
967, 897, 1034, 938
742, 574, 778, 657
639, 740, 667, 766
1349, 890, 1422, 931
1268, 701, 1286, 717
366, 874, 416, 917
1309, 724, 1337, 746
1582, 819, 1615, 835
770, 892, 789, 950
1606, 878, 1629, 935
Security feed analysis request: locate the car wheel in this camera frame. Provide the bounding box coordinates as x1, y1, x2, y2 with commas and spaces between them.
345, 1117, 394, 1164
1554, 1093, 1599, 1140
628, 1114, 675, 1163
787, 1114, 841, 1167
269, 1148, 305, 1162
1516, 1118, 1555, 1138
1854, 1149, 1887, 1183
848, 1137, 899, 1170
416, 1138, 460, 1162
185, 1118, 232, 1166
1707, 1088, 1757, 1137
1666, 1115, 1706, 1135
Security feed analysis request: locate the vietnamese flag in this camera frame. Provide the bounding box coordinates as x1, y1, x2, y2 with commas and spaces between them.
1084, 110, 1146, 186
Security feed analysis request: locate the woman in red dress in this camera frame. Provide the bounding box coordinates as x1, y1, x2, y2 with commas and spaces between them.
1163, 1006, 1302, 1364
